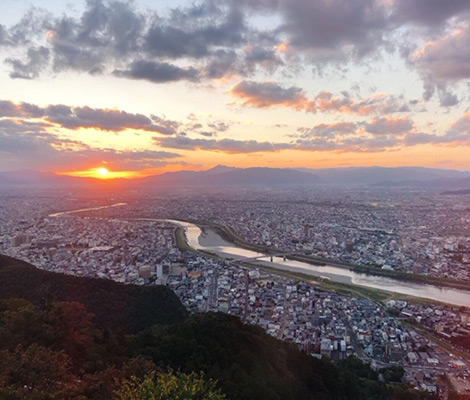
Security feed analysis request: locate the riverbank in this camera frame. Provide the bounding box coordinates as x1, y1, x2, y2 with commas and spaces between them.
174, 224, 458, 307
193, 220, 470, 292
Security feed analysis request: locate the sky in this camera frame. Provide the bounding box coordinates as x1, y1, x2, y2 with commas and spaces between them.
0, 0, 469, 178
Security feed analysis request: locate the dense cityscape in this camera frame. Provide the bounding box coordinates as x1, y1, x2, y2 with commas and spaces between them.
1, 187, 469, 398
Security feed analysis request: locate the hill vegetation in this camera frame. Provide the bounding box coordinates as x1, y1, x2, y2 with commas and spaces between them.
0, 254, 188, 333
0, 254, 434, 399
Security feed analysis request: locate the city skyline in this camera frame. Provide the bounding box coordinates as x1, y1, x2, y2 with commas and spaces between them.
1, 0, 470, 178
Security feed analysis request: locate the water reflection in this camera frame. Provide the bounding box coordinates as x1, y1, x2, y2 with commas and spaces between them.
169, 220, 470, 307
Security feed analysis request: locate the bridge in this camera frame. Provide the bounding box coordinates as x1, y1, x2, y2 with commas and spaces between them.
243, 252, 300, 262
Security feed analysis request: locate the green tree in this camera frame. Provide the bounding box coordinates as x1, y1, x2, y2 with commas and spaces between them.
114, 370, 227, 400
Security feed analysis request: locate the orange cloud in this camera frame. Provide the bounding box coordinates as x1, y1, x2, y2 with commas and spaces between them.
230, 81, 410, 115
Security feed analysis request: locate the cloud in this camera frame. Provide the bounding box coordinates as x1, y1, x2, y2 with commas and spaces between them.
231, 80, 307, 109
45, 105, 167, 133
113, 60, 200, 83
391, 0, 470, 26
0, 119, 52, 133
0, 24, 5, 46
0, 100, 45, 118
144, 5, 246, 59
231, 80, 410, 115
6, 46, 50, 79
198, 131, 216, 137
277, 0, 389, 63
294, 111, 470, 151
1, 0, 266, 83
207, 121, 230, 132
410, 24, 470, 91
313, 91, 410, 115
404, 112, 470, 146
295, 135, 401, 153
364, 117, 413, 134
1, 8, 50, 47
96, 149, 181, 169
43, 105, 176, 134
242, 45, 283, 73
0, 99, 181, 135
154, 136, 293, 153
150, 115, 180, 135
2, 0, 470, 93
201, 49, 239, 79
451, 112, 470, 132
0, 119, 181, 170
297, 122, 357, 138
46, 0, 144, 74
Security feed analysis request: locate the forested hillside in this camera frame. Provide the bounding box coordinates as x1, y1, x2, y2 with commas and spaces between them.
0, 255, 432, 399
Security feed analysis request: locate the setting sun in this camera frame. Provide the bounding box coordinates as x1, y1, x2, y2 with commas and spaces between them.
97, 167, 109, 177
58, 167, 144, 180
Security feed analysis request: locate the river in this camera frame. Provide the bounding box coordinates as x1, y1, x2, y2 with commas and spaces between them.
48, 203, 127, 218
168, 219, 470, 307
46, 204, 470, 307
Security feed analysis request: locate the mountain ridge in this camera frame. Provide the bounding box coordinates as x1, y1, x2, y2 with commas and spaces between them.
1, 165, 470, 188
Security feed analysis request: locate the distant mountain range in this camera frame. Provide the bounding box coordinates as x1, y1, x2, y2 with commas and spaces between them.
1, 165, 470, 189
140, 166, 322, 186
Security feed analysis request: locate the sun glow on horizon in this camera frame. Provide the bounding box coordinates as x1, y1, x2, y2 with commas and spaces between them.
59, 167, 141, 180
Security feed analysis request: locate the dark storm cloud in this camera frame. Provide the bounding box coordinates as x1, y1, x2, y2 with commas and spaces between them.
113, 60, 200, 83
154, 136, 293, 153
